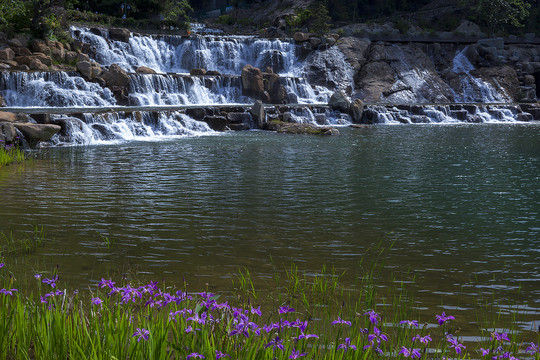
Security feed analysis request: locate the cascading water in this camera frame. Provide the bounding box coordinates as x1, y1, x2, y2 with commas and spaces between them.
72, 27, 300, 76
452, 48, 510, 103
0, 71, 116, 107
51, 111, 214, 146
128, 74, 248, 106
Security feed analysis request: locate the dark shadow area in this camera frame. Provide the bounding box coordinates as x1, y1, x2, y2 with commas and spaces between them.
534, 72, 540, 99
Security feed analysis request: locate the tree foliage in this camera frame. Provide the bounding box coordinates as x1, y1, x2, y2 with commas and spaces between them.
466, 0, 531, 35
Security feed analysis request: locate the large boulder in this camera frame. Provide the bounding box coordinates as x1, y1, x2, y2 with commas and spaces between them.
77, 61, 102, 80
13, 47, 32, 56
190, 68, 207, 76
136, 66, 157, 74
101, 64, 130, 87
294, 32, 310, 42
263, 72, 286, 104
304, 47, 355, 92
202, 116, 227, 131
0, 112, 17, 122
0, 122, 18, 145
14, 123, 61, 145
47, 40, 65, 61
29, 58, 49, 71
350, 99, 364, 123
241, 64, 267, 101
356, 61, 395, 102
251, 100, 265, 128
32, 53, 53, 66
31, 39, 51, 55
329, 91, 351, 113
109, 28, 131, 42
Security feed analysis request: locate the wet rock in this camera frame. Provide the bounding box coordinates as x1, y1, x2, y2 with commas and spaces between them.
110, 86, 129, 105
356, 61, 395, 102
13, 64, 30, 70
101, 64, 130, 87
185, 108, 207, 120
0, 94, 5, 107
109, 28, 131, 43
77, 61, 102, 80
0, 63, 10, 70
206, 70, 221, 76
30, 113, 51, 124
0, 48, 15, 61
350, 99, 364, 123
251, 100, 265, 128
329, 91, 351, 113
305, 47, 354, 92
77, 52, 90, 63
190, 68, 207, 76
263, 72, 286, 104
202, 115, 228, 131
516, 113, 533, 122
478, 37, 504, 50
241, 64, 267, 101
315, 113, 326, 125
136, 66, 157, 74
264, 121, 339, 135
0, 122, 18, 145
309, 37, 322, 49
294, 32, 310, 42
14, 123, 61, 145
227, 112, 252, 127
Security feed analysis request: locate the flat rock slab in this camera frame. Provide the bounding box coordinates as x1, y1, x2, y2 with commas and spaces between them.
264, 121, 339, 135
14, 123, 61, 143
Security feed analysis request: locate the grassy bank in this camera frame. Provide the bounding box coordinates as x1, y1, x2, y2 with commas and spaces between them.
1, 251, 539, 359
0, 144, 25, 168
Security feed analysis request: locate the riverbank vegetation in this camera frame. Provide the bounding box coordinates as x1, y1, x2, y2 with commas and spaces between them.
1, 236, 539, 359
0, 143, 25, 168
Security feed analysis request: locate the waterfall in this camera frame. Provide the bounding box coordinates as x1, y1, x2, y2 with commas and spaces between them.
51, 111, 214, 146
452, 48, 510, 103
0, 71, 116, 107
364, 104, 522, 124
71, 26, 300, 76
127, 74, 247, 106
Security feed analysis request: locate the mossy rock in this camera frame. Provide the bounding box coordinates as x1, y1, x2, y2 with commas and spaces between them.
264, 121, 339, 135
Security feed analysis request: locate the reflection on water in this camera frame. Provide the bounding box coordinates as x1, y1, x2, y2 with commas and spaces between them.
1, 124, 539, 333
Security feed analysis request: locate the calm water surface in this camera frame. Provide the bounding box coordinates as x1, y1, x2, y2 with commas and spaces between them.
1, 124, 539, 332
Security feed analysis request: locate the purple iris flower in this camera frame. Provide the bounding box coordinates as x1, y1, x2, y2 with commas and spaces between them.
0, 263, 4, 268
215, 350, 229, 359
298, 333, 319, 340
279, 306, 295, 314
526, 342, 539, 355
338, 337, 357, 352
251, 306, 262, 316
367, 326, 389, 345
412, 334, 432, 345
98, 278, 116, 289
42, 275, 59, 288
132, 328, 150, 342
34, 274, 42, 280
187, 353, 204, 359
364, 310, 381, 325
446, 335, 466, 354
91, 297, 103, 308
480, 348, 490, 356
332, 317, 352, 326
400, 320, 419, 328
0, 288, 18, 296
398, 347, 421, 359
435, 312, 455, 326
265, 336, 285, 351
289, 348, 307, 358
491, 332, 511, 342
